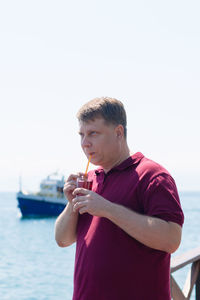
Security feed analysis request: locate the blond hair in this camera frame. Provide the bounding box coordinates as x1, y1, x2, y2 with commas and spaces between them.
77, 97, 127, 138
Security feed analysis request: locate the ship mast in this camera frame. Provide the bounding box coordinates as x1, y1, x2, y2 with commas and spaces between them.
19, 175, 22, 192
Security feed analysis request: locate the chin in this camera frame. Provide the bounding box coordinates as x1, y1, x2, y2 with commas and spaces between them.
91, 159, 100, 166
90, 157, 101, 166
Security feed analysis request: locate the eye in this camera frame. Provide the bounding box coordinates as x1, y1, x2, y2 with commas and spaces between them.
90, 131, 97, 136
78, 132, 84, 138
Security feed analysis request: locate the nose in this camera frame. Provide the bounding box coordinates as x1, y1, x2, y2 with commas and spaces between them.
81, 136, 91, 149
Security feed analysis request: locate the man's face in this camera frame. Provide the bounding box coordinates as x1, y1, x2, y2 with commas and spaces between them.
79, 117, 121, 167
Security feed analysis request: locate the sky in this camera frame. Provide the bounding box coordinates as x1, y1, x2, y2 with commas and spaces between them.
0, 0, 200, 192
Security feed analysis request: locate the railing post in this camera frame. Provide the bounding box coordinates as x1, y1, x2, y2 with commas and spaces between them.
171, 248, 200, 300
195, 263, 200, 300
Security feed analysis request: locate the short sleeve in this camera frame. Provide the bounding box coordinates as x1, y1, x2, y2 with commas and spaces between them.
142, 174, 184, 226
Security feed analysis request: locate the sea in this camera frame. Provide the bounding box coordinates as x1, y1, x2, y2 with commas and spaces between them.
0, 191, 200, 300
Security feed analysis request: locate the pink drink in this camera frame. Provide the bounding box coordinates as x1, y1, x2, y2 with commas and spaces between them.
77, 175, 93, 190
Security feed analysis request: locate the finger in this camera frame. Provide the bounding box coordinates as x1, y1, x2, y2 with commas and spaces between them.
73, 188, 90, 196
77, 172, 85, 177
73, 200, 86, 212
72, 195, 86, 204
66, 173, 80, 181
64, 181, 76, 189
64, 181, 76, 187
79, 207, 87, 214
64, 186, 76, 195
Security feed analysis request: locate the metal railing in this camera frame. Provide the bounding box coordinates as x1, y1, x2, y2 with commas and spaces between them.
171, 246, 200, 299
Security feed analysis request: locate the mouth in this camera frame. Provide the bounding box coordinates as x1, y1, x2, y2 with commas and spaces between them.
87, 152, 95, 158
89, 152, 95, 156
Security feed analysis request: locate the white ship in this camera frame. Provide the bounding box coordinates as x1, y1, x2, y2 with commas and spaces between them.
16, 173, 67, 217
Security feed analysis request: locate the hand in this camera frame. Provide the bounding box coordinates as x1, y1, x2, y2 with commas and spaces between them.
63, 173, 84, 203
72, 188, 110, 217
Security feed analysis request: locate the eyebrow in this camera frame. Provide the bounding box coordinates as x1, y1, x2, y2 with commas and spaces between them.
78, 129, 98, 135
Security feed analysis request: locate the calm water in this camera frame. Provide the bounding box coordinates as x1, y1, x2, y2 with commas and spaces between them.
0, 191, 200, 300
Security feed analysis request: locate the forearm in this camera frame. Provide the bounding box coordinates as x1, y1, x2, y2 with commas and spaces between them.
55, 202, 79, 247
104, 202, 181, 253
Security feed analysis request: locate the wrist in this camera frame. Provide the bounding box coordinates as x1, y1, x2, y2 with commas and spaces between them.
66, 202, 78, 216
103, 201, 115, 219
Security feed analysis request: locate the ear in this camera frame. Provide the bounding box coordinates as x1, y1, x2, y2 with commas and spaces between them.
115, 124, 124, 138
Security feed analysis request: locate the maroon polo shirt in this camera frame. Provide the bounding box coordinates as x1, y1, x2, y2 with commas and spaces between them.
72, 152, 184, 300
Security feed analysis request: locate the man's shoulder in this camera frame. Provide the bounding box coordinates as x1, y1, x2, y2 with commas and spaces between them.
136, 155, 171, 182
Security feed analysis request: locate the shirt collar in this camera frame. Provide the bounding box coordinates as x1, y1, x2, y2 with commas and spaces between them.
95, 152, 144, 175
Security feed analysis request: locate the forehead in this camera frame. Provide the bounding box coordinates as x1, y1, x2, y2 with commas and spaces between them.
79, 118, 113, 132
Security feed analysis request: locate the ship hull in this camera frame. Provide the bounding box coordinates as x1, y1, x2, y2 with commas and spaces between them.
17, 196, 66, 217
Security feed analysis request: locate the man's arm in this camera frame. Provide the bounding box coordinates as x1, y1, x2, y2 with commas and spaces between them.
72, 188, 182, 253
104, 202, 182, 253
55, 202, 78, 247
54, 174, 80, 247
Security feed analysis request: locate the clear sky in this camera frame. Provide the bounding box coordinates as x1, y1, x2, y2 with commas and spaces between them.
0, 0, 200, 192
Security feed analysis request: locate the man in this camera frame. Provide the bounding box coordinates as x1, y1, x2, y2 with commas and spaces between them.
55, 97, 184, 300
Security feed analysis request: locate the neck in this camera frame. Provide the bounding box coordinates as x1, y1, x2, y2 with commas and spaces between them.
103, 146, 131, 173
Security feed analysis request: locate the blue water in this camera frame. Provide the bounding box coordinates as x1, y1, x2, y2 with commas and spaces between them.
0, 193, 75, 300
0, 191, 200, 300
